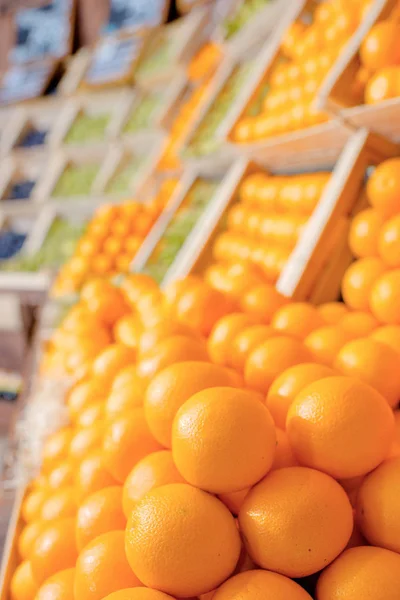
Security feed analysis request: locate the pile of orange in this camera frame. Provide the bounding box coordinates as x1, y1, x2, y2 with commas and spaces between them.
52, 181, 177, 297
206, 170, 330, 284
231, 0, 371, 143
356, 6, 400, 105
12, 254, 400, 600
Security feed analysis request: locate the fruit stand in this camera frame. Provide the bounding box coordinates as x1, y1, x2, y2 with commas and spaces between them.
2, 1, 400, 599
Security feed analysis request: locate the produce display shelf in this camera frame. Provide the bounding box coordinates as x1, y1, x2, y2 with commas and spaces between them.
317, 0, 400, 141
277, 129, 400, 302
0, 155, 47, 213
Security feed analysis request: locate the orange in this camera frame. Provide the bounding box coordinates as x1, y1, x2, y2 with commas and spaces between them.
239, 467, 353, 577
31, 518, 78, 584
230, 325, 274, 371
101, 590, 176, 600
215, 263, 265, 300
111, 365, 144, 393
144, 361, 243, 448
67, 378, 107, 423
92, 344, 136, 384
360, 21, 400, 72
348, 208, 385, 258
378, 214, 400, 267
69, 425, 105, 464
163, 275, 203, 310
125, 483, 241, 597
339, 310, 378, 336
76, 401, 105, 428
316, 546, 400, 600
103, 408, 162, 483
335, 338, 400, 406
40, 487, 77, 521
286, 376, 394, 478
244, 336, 312, 394
175, 283, 235, 336
123, 450, 184, 517
105, 384, 145, 420
10, 560, 38, 600
370, 324, 400, 354
75, 451, 118, 502
76, 486, 126, 551
370, 269, 400, 323
121, 274, 159, 306
42, 428, 73, 474
356, 456, 400, 553
74, 530, 141, 600
18, 520, 47, 561
272, 428, 298, 470
35, 568, 75, 600
136, 335, 209, 381
365, 66, 400, 104
317, 302, 349, 324
304, 326, 352, 366
266, 363, 335, 429
21, 487, 49, 523
135, 290, 172, 328
367, 158, 400, 217
207, 313, 256, 365
172, 387, 276, 494
113, 315, 143, 349
82, 281, 129, 326
341, 257, 387, 310
138, 320, 200, 356
218, 488, 250, 516
212, 570, 312, 600
271, 303, 325, 340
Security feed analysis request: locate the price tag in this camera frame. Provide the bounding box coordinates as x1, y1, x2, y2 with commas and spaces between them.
10, 0, 74, 64
105, 0, 170, 34
85, 35, 144, 87
0, 61, 56, 105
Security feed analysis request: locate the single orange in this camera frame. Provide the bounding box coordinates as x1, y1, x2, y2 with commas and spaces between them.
144, 361, 242, 448
367, 158, 400, 217
316, 546, 400, 600
121, 274, 159, 306
348, 208, 386, 258
163, 275, 203, 310
287, 376, 395, 478
230, 325, 274, 371
339, 311, 379, 337
76, 486, 126, 551
360, 21, 400, 72
125, 483, 241, 598
364, 66, 400, 104
239, 467, 353, 577
271, 303, 325, 340
175, 283, 235, 337
136, 335, 209, 381
75, 451, 118, 503
317, 302, 349, 324
74, 530, 141, 600
75, 402, 105, 428
21, 487, 49, 523
244, 336, 312, 394
41, 428, 73, 474
35, 568, 75, 600
123, 450, 184, 517
207, 313, 256, 365
101, 589, 177, 600
92, 344, 136, 384
341, 257, 387, 310
69, 424, 105, 463
10, 560, 38, 600
335, 337, 400, 407
111, 365, 143, 393
18, 520, 47, 561
370, 324, 400, 354
304, 326, 352, 366
212, 570, 312, 600
82, 281, 129, 326
40, 486, 77, 521
378, 214, 400, 267
105, 384, 145, 421
172, 387, 276, 494
113, 314, 143, 350
138, 320, 200, 356
102, 408, 162, 483
67, 377, 107, 423
30, 518, 77, 585
266, 362, 335, 429
370, 269, 400, 324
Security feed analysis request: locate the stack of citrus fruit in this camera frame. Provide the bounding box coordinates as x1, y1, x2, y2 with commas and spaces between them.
187, 42, 223, 84
206, 170, 330, 284
231, 0, 372, 142
356, 6, 400, 105
51, 181, 177, 297
12, 255, 400, 600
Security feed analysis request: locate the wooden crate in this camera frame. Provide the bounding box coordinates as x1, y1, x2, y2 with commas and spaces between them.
134, 8, 209, 90
224, 0, 385, 170
0, 487, 26, 600
0, 155, 46, 212
47, 90, 133, 150
276, 129, 400, 302
317, 0, 400, 141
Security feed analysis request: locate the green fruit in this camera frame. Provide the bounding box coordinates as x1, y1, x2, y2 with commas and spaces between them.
223, 0, 270, 40
124, 93, 162, 133
53, 165, 99, 198
107, 158, 144, 195
65, 113, 110, 144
